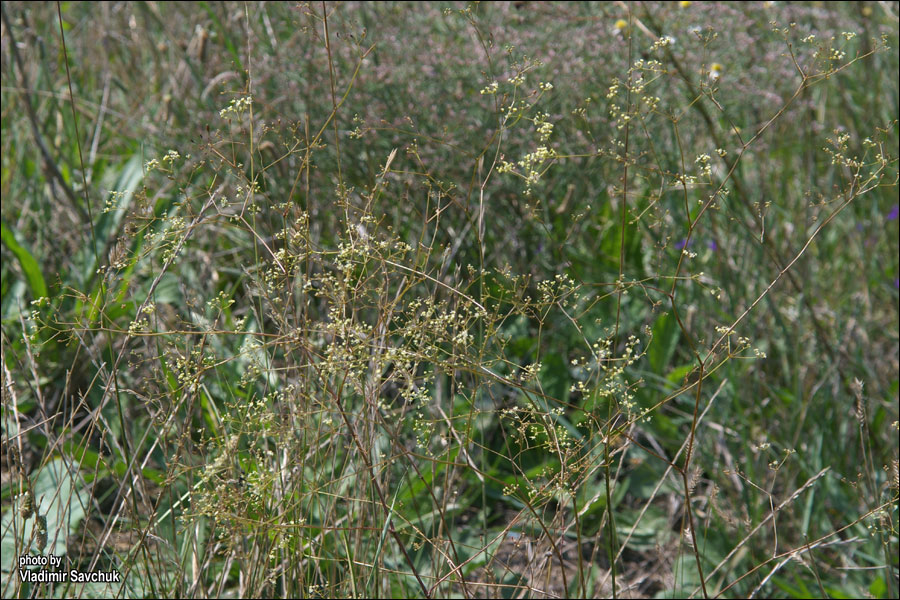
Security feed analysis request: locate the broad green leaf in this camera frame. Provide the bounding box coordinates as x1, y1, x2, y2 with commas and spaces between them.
0, 219, 48, 301
0, 458, 89, 586
648, 311, 680, 375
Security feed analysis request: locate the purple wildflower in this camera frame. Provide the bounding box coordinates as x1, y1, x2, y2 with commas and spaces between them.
887, 204, 899, 221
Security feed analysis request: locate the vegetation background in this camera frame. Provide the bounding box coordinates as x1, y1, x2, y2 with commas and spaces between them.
1, 1, 898, 598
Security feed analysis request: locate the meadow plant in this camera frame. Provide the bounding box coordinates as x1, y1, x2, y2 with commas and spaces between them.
1, 2, 898, 598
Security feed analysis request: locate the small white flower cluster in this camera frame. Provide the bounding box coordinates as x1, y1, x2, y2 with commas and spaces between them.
568, 334, 647, 420
715, 326, 767, 358
519, 361, 542, 383
219, 95, 253, 119
650, 35, 676, 51
103, 190, 127, 214
519, 145, 557, 172
695, 153, 712, 178
823, 129, 864, 168
606, 78, 619, 100
503, 99, 530, 121
480, 81, 499, 95
128, 318, 149, 336
533, 112, 554, 142
537, 272, 577, 305
207, 290, 235, 312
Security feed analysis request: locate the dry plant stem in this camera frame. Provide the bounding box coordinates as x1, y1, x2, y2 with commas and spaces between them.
56, 5, 165, 586
280, 44, 373, 219
705, 187, 870, 364
431, 519, 525, 592
327, 374, 432, 598
605, 6, 638, 596
638, 39, 824, 596
366, 373, 472, 596
321, 2, 345, 205
0, 4, 89, 224
627, 9, 890, 596
1, 344, 34, 598
681, 362, 709, 599
638, 2, 880, 390
687, 466, 831, 598
746, 537, 859, 599
634, 11, 885, 447
77, 190, 218, 429
423, 398, 580, 596
79, 192, 218, 588
55, 1, 97, 254
604, 379, 727, 577
712, 500, 895, 599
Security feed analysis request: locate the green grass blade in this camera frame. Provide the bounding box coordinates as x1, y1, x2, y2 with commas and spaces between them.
0, 219, 48, 300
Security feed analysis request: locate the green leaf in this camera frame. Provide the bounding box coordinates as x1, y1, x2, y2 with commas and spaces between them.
1, 219, 48, 301
199, 1, 245, 73
666, 363, 695, 385
648, 311, 680, 375
869, 576, 887, 599
1, 458, 89, 591
79, 156, 144, 293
